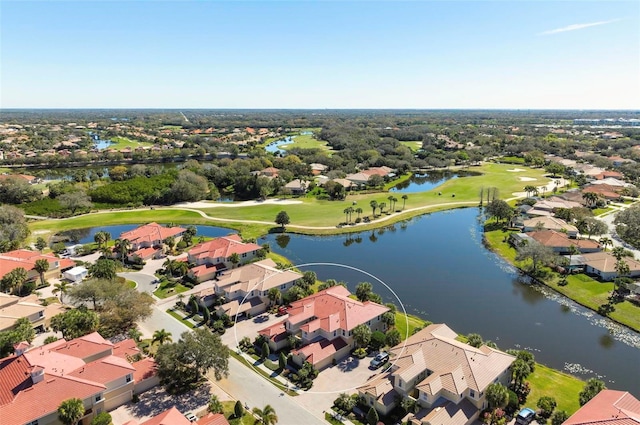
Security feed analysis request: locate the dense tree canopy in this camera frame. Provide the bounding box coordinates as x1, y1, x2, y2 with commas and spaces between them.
0, 205, 30, 252
0, 317, 36, 357
51, 307, 100, 340
614, 204, 640, 249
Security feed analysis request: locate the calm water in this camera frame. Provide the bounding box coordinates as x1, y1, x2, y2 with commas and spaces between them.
264, 208, 640, 396
265, 137, 293, 154
390, 171, 480, 193
60, 224, 233, 245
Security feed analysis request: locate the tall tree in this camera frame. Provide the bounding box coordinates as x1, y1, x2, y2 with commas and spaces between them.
370, 200, 378, 217
58, 190, 92, 214
352, 324, 372, 348
57, 398, 85, 425
89, 259, 117, 281
275, 211, 290, 230
34, 259, 50, 286
35, 237, 47, 252
1, 267, 28, 295
402, 194, 408, 210
152, 329, 173, 345
229, 252, 240, 268
579, 378, 606, 406
355, 281, 373, 302
515, 241, 555, 275
252, 404, 278, 425
53, 281, 70, 303
366, 407, 379, 425
114, 238, 132, 264
485, 383, 509, 410
50, 307, 100, 340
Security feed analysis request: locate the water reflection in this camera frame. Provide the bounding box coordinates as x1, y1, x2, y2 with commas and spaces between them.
276, 234, 290, 249
599, 333, 616, 349
511, 277, 547, 306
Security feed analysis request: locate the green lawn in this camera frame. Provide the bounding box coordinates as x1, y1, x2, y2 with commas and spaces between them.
400, 141, 423, 152
222, 401, 254, 425
527, 363, 583, 415
166, 309, 196, 329
395, 311, 429, 340
109, 136, 154, 149
196, 163, 549, 228
154, 281, 191, 299
484, 229, 640, 332
281, 132, 332, 152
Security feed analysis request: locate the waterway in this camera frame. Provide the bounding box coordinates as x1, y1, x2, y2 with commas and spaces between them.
265, 137, 294, 154
59, 224, 234, 245
60, 210, 640, 395
264, 208, 640, 396
390, 170, 480, 193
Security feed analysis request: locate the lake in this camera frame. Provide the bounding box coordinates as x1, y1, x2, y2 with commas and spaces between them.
264, 208, 640, 396
265, 137, 293, 154
391, 171, 480, 193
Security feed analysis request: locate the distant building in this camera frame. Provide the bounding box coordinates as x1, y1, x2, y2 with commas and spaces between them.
120, 222, 186, 251
564, 390, 640, 425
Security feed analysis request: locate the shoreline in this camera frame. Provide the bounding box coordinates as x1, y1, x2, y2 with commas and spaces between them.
482, 229, 640, 334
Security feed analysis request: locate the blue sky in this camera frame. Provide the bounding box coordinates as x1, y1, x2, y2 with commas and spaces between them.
1, 1, 638, 109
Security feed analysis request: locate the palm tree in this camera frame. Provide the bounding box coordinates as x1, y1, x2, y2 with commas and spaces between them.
34, 259, 50, 287
379, 202, 387, 214
402, 194, 408, 210
388, 195, 395, 212
151, 329, 173, 345
391, 196, 398, 212
582, 191, 600, 208
524, 185, 538, 198
370, 200, 378, 217
229, 252, 241, 268
6, 267, 28, 295
355, 207, 363, 220
599, 237, 613, 251
53, 281, 69, 304
57, 398, 85, 425
612, 246, 626, 261
94, 231, 107, 249
114, 238, 132, 264
268, 287, 282, 306
252, 404, 278, 425
343, 207, 351, 224
100, 246, 112, 259
566, 245, 580, 275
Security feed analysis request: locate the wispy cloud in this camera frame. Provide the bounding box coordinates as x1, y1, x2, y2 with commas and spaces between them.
539, 19, 621, 36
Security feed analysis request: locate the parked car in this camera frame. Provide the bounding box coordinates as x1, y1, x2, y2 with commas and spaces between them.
515, 407, 536, 425
276, 305, 292, 316
369, 352, 389, 369
184, 412, 197, 422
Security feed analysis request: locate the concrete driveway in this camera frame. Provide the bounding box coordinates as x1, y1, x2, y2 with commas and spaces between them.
221, 311, 286, 349
296, 351, 387, 417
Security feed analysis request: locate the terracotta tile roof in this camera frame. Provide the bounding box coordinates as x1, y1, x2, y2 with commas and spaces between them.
113, 339, 140, 359
216, 259, 301, 294
358, 372, 396, 403
132, 357, 157, 382
286, 286, 389, 332
390, 324, 514, 392
197, 412, 231, 425
0, 373, 105, 424
525, 230, 600, 251
140, 406, 192, 425
46, 331, 113, 361
188, 235, 261, 262
582, 252, 640, 273
190, 263, 223, 277
0, 249, 75, 280
131, 247, 160, 258
292, 337, 348, 365
120, 222, 186, 246
0, 295, 45, 332
564, 390, 640, 424
582, 184, 623, 199
522, 216, 578, 233
68, 355, 135, 384
0, 355, 33, 405
414, 399, 477, 425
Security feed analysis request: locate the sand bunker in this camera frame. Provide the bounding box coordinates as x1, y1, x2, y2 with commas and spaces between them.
507, 168, 526, 172
519, 177, 537, 181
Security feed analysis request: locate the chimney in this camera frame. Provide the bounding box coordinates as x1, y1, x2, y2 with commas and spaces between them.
30, 366, 45, 383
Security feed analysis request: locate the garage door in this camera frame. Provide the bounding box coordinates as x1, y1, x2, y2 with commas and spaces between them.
104, 390, 132, 411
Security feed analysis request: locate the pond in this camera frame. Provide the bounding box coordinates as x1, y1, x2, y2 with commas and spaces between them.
264, 208, 640, 396
390, 170, 480, 193
265, 137, 293, 154
58, 224, 234, 245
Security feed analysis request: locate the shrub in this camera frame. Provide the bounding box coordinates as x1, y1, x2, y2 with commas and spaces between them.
353, 348, 367, 359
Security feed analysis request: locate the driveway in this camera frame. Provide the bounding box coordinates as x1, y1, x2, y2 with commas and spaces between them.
296, 351, 387, 418
221, 311, 286, 349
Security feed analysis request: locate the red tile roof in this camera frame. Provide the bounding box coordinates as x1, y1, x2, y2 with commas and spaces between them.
564, 390, 640, 424
140, 406, 192, 425
132, 357, 157, 382
46, 332, 113, 361
120, 222, 186, 246
293, 337, 348, 365
525, 230, 600, 251
197, 412, 231, 425
0, 373, 104, 424
113, 338, 140, 359
68, 355, 134, 385
287, 286, 389, 332
0, 355, 33, 405
0, 249, 75, 280
188, 235, 261, 262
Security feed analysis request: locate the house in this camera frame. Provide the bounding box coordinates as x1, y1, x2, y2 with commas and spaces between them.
558, 190, 589, 206
0, 293, 66, 333
259, 167, 280, 178
522, 216, 578, 237
330, 178, 354, 190
284, 179, 308, 195
119, 222, 186, 251
310, 163, 328, 176
187, 234, 262, 281
63, 266, 89, 283
582, 252, 640, 281
357, 323, 515, 423
127, 246, 163, 262
564, 390, 640, 425
529, 197, 583, 214
259, 285, 389, 370
0, 332, 157, 425
524, 230, 601, 254
582, 184, 623, 201
0, 249, 76, 282
346, 166, 395, 186
213, 259, 302, 319
123, 407, 230, 425
0, 173, 39, 184
590, 177, 629, 187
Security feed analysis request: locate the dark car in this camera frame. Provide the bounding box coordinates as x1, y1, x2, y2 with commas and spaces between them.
515, 407, 536, 425
369, 352, 389, 369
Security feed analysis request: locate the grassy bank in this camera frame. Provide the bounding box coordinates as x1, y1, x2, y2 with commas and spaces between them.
527, 363, 583, 415
484, 228, 640, 332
